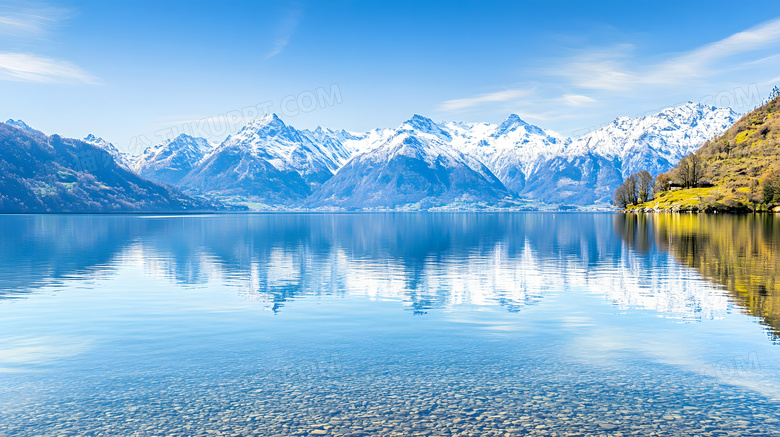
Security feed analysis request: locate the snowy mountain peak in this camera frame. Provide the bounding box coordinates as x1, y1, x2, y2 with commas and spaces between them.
400, 114, 452, 141
229, 114, 299, 146
306, 122, 511, 209
401, 114, 433, 130
404, 114, 434, 126
659, 101, 713, 116
495, 114, 536, 136
214, 115, 349, 183
768, 86, 780, 102
83, 134, 133, 169
502, 113, 525, 125
245, 113, 285, 130
134, 133, 213, 185
231, 114, 299, 145
164, 133, 210, 148
5, 119, 37, 134
573, 102, 739, 175
84, 134, 112, 148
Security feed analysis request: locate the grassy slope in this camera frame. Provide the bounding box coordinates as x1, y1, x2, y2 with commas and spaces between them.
629, 94, 780, 212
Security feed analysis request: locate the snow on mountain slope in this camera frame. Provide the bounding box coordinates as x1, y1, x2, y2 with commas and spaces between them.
5, 119, 41, 135
570, 102, 739, 177
180, 143, 311, 205
444, 115, 571, 192
306, 117, 511, 209
299, 126, 359, 168
300, 125, 396, 165
217, 114, 340, 186
83, 134, 134, 170
300, 104, 736, 206
179, 114, 339, 204
133, 134, 213, 185
300, 114, 568, 195
142, 101, 739, 208
510, 102, 739, 205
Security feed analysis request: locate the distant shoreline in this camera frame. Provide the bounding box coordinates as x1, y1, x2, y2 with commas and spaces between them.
0, 209, 619, 215
622, 207, 779, 214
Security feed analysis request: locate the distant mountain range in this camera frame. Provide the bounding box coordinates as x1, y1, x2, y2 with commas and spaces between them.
0, 102, 739, 212
134, 134, 213, 186
0, 121, 223, 213
305, 126, 512, 209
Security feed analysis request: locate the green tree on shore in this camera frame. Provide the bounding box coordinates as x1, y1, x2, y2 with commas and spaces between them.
764, 170, 780, 204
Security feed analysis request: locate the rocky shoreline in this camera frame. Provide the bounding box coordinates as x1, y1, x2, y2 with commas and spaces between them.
625, 204, 780, 213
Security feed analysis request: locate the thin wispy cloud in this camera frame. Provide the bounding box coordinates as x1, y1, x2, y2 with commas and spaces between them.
267, 7, 302, 58
0, 3, 96, 84
0, 5, 70, 38
762, 75, 780, 86
0, 52, 97, 84
507, 111, 566, 122
667, 16, 780, 75
557, 16, 780, 91
439, 88, 533, 111
561, 94, 596, 107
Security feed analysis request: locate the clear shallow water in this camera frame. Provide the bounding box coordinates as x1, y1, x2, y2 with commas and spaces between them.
0, 213, 779, 436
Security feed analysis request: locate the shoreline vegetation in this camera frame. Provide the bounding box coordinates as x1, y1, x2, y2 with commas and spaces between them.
617, 88, 780, 214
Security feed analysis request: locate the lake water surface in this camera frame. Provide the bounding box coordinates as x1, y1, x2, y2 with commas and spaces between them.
1, 213, 779, 436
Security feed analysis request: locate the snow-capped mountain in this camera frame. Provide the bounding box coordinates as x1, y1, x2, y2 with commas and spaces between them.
315, 103, 734, 206
83, 134, 134, 170
216, 114, 342, 186
5, 119, 41, 135
570, 102, 739, 178
134, 134, 213, 185
180, 114, 337, 204
444, 114, 571, 193
511, 102, 739, 205
306, 116, 511, 209
299, 126, 360, 168
55, 101, 732, 209
195, 103, 736, 207
301, 114, 571, 195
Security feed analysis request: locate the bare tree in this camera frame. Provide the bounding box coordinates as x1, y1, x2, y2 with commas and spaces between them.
614, 174, 641, 209
690, 153, 704, 187
625, 174, 639, 205
635, 170, 654, 203
613, 183, 630, 209
677, 153, 705, 188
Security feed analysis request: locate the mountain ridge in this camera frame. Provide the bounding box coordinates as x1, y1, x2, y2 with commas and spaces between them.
0, 121, 223, 213
2, 101, 741, 210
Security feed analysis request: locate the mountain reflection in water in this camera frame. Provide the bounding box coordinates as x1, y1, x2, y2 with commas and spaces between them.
4, 213, 780, 436
1, 213, 766, 332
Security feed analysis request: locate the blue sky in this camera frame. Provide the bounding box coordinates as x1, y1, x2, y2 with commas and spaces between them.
2, 0, 780, 153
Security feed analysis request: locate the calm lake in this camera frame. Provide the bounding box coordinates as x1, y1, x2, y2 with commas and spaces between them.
1, 213, 779, 436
